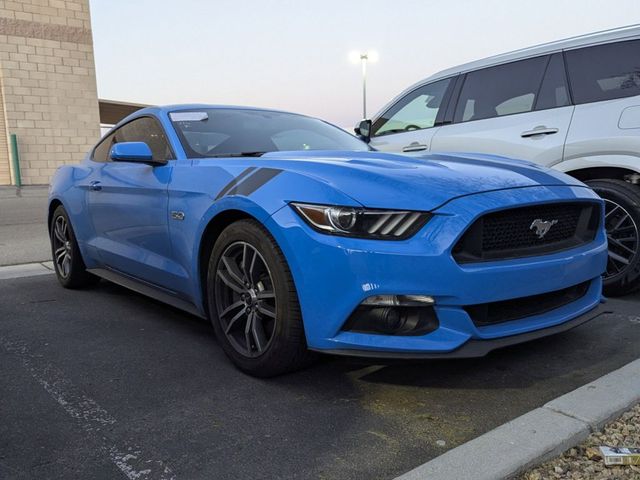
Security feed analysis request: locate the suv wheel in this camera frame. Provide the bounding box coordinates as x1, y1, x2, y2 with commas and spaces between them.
587, 179, 640, 296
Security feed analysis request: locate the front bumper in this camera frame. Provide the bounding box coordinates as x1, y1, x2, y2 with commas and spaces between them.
265, 185, 608, 356
313, 304, 610, 359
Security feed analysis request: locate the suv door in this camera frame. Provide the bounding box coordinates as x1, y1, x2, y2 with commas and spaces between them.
369, 77, 454, 154
430, 53, 574, 167
87, 116, 178, 289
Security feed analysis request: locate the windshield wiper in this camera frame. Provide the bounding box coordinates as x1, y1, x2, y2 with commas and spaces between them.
207, 151, 268, 158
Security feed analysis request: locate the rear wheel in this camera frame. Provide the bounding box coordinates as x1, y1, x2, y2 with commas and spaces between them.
586, 179, 640, 296
50, 205, 100, 289
206, 219, 314, 377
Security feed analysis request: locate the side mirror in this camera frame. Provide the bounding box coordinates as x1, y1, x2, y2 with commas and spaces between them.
354, 119, 372, 142
110, 142, 160, 164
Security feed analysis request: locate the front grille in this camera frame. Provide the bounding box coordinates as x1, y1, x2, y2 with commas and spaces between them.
453, 202, 600, 263
464, 281, 591, 326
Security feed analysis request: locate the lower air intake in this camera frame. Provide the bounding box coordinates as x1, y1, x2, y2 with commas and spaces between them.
464, 281, 591, 326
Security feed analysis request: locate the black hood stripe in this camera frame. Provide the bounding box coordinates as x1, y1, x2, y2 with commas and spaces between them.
226, 168, 283, 197
215, 167, 257, 200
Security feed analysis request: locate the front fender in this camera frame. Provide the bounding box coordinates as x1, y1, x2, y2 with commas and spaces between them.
170, 165, 361, 312
192, 197, 273, 271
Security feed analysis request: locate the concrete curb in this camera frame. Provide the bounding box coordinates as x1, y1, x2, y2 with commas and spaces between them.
0, 261, 54, 280
396, 358, 640, 480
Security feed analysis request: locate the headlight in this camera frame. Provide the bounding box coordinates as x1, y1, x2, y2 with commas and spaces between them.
290, 202, 431, 239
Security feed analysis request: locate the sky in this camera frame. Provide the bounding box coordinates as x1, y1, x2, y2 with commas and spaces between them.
89, 0, 640, 128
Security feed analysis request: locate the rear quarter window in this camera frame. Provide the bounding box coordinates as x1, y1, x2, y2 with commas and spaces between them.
565, 39, 640, 104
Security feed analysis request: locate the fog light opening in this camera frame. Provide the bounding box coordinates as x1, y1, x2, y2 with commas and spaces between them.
342, 302, 439, 336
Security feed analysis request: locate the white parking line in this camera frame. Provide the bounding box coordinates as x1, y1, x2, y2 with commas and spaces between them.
1, 340, 176, 480
0, 262, 54, 280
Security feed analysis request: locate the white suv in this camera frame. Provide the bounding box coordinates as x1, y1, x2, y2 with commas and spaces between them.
356, 24, 640, 296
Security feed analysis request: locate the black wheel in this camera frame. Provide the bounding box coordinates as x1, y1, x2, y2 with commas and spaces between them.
587, 179, 640, 296
206, 219, 314, 377
50, 205, 100, 289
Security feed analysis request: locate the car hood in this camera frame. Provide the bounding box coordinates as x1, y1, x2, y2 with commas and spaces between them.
260, 150, 587, 211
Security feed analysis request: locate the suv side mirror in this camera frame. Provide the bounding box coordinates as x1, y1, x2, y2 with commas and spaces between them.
110, 142, 161, 165
354, 119, 372, 142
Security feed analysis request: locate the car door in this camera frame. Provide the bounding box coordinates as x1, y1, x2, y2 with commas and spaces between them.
87, 116, 177, 288
368, 77, 455, 154
430, 53, 575, 167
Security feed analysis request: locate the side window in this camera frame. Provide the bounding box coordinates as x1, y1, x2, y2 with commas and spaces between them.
535, 53, 570, 110
372, 78, 452, 136
495, 93, 535, 116
565, 39, 640, 104
91, 132, 116, 162
115, 117, 174, 161
454, 56, 549, 123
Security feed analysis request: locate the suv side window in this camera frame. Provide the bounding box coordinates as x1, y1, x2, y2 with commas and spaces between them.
535, 53, 570, 110
116, 117, 174, 161
454, 56, 549, 123
372, 78, 452, 136
565, 39, 640, 104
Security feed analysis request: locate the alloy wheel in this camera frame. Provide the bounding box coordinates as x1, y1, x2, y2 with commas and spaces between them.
214, 241, 277, 358
52, 215, 72, 278
603, 198, 639, 279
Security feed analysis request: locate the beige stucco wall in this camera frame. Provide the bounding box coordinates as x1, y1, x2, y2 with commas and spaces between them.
0, 0, 100, 185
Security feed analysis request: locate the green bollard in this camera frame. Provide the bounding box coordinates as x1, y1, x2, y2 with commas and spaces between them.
10, 133, 21, 187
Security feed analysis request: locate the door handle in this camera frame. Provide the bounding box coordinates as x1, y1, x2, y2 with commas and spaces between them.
89, 181, 102, 191
521, 126, 559, 138
402, 142, 428, 153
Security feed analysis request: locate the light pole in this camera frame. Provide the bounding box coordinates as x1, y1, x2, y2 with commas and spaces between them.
350, 51, 378, 119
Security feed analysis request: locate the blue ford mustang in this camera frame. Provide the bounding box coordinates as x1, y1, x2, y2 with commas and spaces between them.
48, 104, 608, 376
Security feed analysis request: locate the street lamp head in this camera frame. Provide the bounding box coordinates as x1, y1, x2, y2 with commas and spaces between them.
349, 50, 379, 63
348, 50, 378, 119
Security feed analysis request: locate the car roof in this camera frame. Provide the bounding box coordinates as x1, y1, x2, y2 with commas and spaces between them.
372, 24, 640, 121
430, 24, 640, 81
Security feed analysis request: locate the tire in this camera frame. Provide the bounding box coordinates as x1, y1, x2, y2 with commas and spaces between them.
586, 179, 640, 296
50, 205, 100, 289
206, 219, 315, 377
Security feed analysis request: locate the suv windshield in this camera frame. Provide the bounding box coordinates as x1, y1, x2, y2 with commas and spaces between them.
169, 108, 369, 158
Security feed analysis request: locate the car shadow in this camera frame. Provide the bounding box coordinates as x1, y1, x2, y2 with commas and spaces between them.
96, 279, 639, 394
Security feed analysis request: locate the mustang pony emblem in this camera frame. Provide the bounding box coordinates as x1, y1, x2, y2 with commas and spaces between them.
530, 218, 558, 239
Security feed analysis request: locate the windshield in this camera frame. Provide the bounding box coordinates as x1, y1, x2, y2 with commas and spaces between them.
169, 108, 369, 158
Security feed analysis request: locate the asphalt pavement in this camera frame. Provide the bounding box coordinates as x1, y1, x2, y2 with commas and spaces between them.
1, 187, 640, 479
1, 273, 639, 480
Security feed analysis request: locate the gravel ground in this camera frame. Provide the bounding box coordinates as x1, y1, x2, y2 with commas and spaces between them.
520, 403, 640, 479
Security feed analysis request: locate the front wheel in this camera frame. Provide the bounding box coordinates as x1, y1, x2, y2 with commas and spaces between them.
587, 179, 640, 296
206, 219, 314, 377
